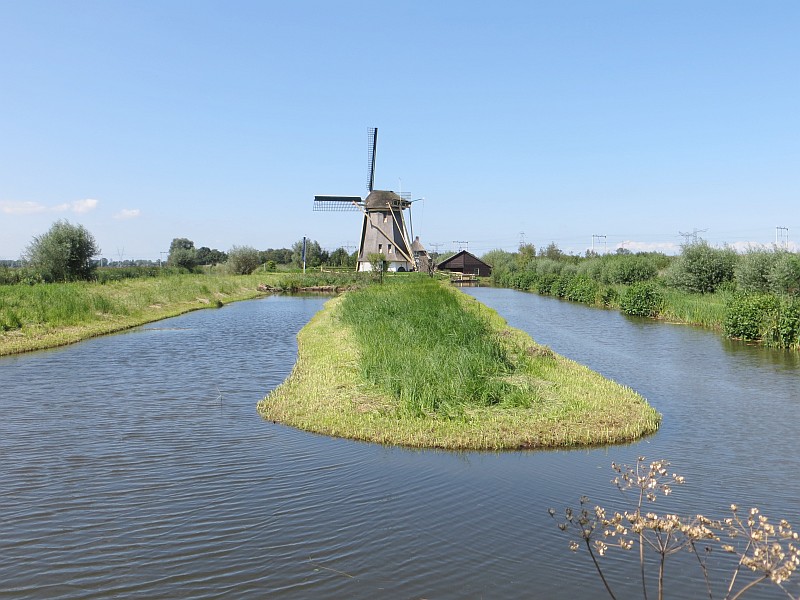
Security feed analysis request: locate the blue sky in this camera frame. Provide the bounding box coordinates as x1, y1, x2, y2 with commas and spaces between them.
1, 1, 799, 261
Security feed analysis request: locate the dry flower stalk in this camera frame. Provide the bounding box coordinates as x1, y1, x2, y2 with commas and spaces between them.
550, 457, 800, 600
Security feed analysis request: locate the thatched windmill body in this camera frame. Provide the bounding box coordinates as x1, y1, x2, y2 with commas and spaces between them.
314, 128, 417, 272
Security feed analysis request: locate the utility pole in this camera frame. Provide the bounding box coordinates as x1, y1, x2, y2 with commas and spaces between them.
302, 236, 307, 274
519, 231, 525, 247
776, 226, 789, 248
592, 234, 607, 255
679, 228, 708, 245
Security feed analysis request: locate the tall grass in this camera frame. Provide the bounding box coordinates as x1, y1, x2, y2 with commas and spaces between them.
0, 273, 274, 354
660, 288, 731, 329
259, 277, 661, 449
338, 277, 519, 417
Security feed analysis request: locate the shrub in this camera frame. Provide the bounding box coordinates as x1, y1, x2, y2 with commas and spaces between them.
226, 245, 262, 275
565, 276, 599, 304
734, 247, 777, 293
536, 258, 563, 277
604, 255, 658, 285
551, 273, 575, 298
620, 282, 664, 317
664, 241, 737, 294
768, 252, 800, 296
576, 257, 604, 282
23, 220, 100, 282
723, 293, 779, 340
537, 274, 557, 294
599, 286, 619, 307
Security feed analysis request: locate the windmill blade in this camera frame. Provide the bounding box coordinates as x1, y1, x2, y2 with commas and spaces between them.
313, 195, 364, 212
366, 127, 378, 192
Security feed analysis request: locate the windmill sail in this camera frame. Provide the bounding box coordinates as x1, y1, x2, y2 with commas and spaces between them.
367, 127, 377, 192
313, 196, 363, 212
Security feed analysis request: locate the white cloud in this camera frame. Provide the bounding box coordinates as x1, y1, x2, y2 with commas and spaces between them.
1, 198, 100, 215
0, 200, 47, 215
618, 240, 681, 255
727, 240, 799, 253
113, 208, 141, 220
70, 198, 98, 213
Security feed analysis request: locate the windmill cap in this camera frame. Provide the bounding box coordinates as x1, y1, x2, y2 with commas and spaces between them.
365, 190, 411, 210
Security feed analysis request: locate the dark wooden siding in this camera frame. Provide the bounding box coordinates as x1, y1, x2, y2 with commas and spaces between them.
437, 251, 492, 277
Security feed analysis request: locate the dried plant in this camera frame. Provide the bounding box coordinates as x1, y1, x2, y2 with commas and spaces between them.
550, 457, 800, 600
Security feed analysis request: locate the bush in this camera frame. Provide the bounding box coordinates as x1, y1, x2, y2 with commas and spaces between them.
226, 245, 262, 275
24, 220, 100, 282
536, 258, 563, 277
768, 252, 800, 296
772, 298, 800, 348
723, 293, 779, 340
604, 255, 658, 285
620, 282, 665, 317
550, 273, 575, 298
734, 248, 777, 293
565, 276, 599, 304
536, 274, 557, 294
599, 286, 619, 307
664, 241, 737, 294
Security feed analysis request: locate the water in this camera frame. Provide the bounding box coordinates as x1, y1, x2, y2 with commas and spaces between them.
2, 290, 799, 599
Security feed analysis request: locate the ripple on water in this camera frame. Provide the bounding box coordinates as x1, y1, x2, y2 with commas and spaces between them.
2, 292, 800, 599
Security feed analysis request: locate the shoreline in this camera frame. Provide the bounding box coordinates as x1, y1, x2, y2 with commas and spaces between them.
258, 286, 661, 450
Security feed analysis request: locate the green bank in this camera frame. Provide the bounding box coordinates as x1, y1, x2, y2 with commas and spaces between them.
0, 271, 368, 356
258, 277, 660, 450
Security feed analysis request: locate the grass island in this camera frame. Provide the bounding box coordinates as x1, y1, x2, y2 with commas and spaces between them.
258, 276, 661, 450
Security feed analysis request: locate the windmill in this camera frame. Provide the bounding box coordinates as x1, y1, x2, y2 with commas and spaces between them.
314, 128, 418, 272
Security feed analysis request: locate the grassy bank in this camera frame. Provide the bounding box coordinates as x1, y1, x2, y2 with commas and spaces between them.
258, 277, 661, 450
0, 272, 366, 356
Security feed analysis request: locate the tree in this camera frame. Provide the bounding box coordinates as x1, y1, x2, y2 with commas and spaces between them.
24, 220, 100, 282
516, 243, 537, 269
291, 238, 327, 269
328, 247, 355, 268
540, 242, 564, 261
664, 241, 737, 293
196, 246, 227, 266
167, 238, 197, 270
226, 245, 261, 275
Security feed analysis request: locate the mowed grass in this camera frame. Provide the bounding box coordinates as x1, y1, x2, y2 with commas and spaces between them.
258, 277, 661, 450
0, 273, 288, 355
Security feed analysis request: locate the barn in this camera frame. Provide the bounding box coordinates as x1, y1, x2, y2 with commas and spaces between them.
436, 250, 492, 277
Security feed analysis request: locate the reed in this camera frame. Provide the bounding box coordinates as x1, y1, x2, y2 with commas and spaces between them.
660, 288, 730, 329
259, 276, 661, 449
0, 271, 374, 355
0, 273, 273, 355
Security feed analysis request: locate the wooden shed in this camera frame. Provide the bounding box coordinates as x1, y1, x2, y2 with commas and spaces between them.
436, 250, 492, 277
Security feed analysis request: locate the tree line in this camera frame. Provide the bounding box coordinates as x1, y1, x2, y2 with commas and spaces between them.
0, 220, 359, 285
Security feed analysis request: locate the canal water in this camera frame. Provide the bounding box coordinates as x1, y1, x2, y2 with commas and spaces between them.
1, 290, 799, 599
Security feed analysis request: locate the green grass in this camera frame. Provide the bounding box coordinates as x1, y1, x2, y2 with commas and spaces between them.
0, 271, 363, 355
659, 288, 731, 329
258, 276, 661, 450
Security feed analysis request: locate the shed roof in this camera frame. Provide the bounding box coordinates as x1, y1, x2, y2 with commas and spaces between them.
436, 250, 491, 271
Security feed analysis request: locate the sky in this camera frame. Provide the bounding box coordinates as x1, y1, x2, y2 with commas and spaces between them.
1, 1, 799, 262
